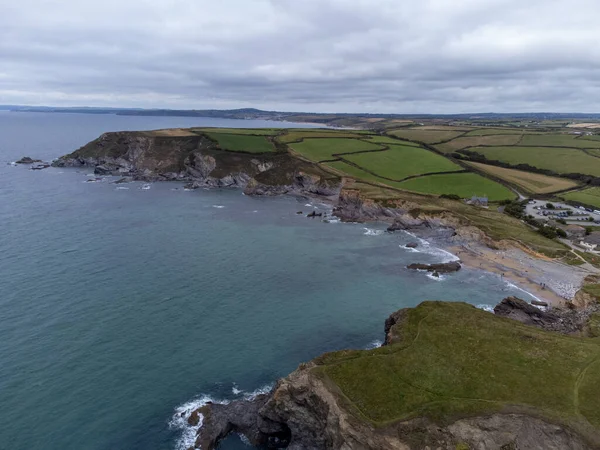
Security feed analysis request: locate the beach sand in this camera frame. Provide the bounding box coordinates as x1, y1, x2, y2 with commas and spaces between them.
449, 243, 598, 307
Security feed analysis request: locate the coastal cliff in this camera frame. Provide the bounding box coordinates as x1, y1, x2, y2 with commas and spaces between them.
188, 301, 600, 450
52, 130, 341, 197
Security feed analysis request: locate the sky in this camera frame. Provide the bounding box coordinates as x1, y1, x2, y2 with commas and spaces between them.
1, 0, 600, 113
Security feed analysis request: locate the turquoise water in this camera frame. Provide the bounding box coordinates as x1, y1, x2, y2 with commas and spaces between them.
0, 113, 534, 450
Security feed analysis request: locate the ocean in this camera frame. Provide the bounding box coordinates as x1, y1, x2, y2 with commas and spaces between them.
0, 112, 535, 450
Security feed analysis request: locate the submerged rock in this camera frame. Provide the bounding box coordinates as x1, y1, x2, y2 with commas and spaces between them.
30, 162, 50, 170
406, 261, 461, 273
405, 242, 419, 248
307, 211, 323, 218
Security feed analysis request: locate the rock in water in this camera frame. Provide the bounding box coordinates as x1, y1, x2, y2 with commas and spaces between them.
405, 242, 419, 248
15, 156, 42, 164
406, 261, 461, 273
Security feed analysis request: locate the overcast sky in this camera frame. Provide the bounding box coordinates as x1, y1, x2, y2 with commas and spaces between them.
2, 0, 599, 113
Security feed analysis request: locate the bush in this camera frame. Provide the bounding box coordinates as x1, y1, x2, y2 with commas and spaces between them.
538, 226, 558, 239
556, 228, 567, 238
546, 203, 555, 209
440, 194, 461, 201
556, 218, 567, 225
586, 226, 594, 236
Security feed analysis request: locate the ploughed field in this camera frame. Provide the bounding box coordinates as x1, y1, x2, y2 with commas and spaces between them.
313, 302, 600, 442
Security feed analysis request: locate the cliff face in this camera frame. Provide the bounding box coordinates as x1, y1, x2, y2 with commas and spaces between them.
52, 131, 341, 197
189, 301, 600, 450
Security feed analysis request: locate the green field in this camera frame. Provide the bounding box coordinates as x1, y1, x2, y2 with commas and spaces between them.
277, 131, 364, 144
397, 172, 514, 201
388, 129, 465, 144
195, 128, 280, 135
465, 128, 535, 136
206, 133, 275, 153
466, 162, 579, 194
343, 146, 463, 181
323, 161, 405, 189
562, 187, 600, 209
315, 301, 600, 437
290, 138, 383, 161
521, 134, 600, 148
435, 135, 523, 153
364, 135, 422, 146
471, 146, 600, 177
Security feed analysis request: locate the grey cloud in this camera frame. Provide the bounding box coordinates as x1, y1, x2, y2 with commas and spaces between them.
1, 0, 600, 113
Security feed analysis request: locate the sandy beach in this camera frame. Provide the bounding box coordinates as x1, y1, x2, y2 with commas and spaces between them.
448, 242, 598, 307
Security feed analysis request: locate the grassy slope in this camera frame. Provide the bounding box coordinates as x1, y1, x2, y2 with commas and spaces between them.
465, 128, 539, 136
472, 146, 600, 177
465, 161, 579, 194
206, 133, 275, 153
315, 302, 600, 440
563, 188, 600, 209
290, 138, 383, 161
343, 146, 463, 180
397, 173, 515, 201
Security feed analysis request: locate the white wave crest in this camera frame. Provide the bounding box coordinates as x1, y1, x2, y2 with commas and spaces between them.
212, 205, 225, 209
426, 272, 446, 281
400, 231, 459, 263
242, 383, 274, 401
363, 228, 384, 236
476, 304, 495, 313
503, 280, 545, 305
115, 186, 129, 190
170, 395, 229, 450
366, 339, 383, 349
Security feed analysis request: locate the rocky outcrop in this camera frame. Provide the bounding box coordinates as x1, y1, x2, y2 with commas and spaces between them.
407, 261, 461, 273
15, 156, 41, 164
494, 296, 600, 335
52, 130, 341, 198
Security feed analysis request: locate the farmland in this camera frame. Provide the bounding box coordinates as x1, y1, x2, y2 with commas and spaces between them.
289, 138, 383, 161
468, 146, 600, 177
342, 146, 463, 180
562, 187, 600, 209
194, 127, 280, 135
363, 135, 422, 146
388, 128, 464, 144
277, 130, 366, 144
397, 173, 515, 201
520, 134, 600, 148
465, 162, 580, 194
206, 133, 275, 153
435, 135, 523, 153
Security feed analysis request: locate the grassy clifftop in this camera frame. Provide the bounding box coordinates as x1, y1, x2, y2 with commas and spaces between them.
312, 302, 600, 444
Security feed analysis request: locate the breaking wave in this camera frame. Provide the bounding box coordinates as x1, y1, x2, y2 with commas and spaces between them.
363, 227, 384, 236
171, 383, 274, 449
476, 304, 495, 313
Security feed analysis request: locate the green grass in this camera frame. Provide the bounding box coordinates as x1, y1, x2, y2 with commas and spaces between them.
465, 128, 533, 136
583, 284, 600, 299
563, 188, 600, 209
435, 135, 523, 153
397, 173, 514, 201
388, 129, 464, 144
471, 146, 600, 177
314, 301, 600, 437
364, 135, 422, 146
343, 146, 463, 181
521, 134, 600, 148
206, 133, 275, 153
277, 131, 364, 144
290, 138, 383, 162
323, 161, 407, 189
194, 127, 280, 135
